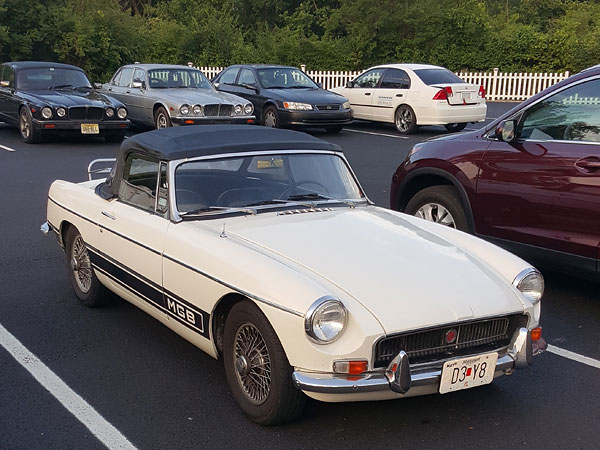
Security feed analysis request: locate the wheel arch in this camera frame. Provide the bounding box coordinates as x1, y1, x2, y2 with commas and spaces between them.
153, 102, 171, 118
397, 168, 476, 233
211, 292, 250, 358
58, 220, 75, 250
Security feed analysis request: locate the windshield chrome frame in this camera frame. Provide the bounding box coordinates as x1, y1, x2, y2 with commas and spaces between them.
168, 149, 371, 222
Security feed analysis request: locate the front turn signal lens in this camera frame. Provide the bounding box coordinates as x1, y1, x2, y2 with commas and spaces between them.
333, 360, 368, 375
531, 327, 542, 341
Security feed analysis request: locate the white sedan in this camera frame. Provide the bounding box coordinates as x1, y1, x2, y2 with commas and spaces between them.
42, 125, 544, 425
331, 63, 487, 134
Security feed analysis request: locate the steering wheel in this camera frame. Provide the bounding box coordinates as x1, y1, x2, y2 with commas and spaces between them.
278, 181, 329, 200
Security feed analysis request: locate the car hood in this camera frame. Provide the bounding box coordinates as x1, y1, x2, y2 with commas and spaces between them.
151, 88, 248, 105
218, 206, 527, 334
264, 88, 347, 104
24, 89, 117, 107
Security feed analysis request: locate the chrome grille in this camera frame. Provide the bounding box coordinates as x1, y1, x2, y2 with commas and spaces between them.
203, 104, 233, 117
69, 107, 104, 120
373, 314, 527, 368
316, 104, 340, 111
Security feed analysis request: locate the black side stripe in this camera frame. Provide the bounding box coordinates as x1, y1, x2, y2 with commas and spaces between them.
88, 247, 210, 339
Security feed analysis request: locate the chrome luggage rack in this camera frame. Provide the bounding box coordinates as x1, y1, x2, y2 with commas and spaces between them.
87, 158, 116, 181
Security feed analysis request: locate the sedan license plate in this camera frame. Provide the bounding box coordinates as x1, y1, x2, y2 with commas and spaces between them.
439, 352, 498, 394
462, 92, 472, 101
81, 123, 99, 134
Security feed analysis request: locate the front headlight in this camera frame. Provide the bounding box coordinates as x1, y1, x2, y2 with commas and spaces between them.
283, 101, 313, 111
305, 297, 347, 344
234, 104, 243, 115
244, 103, 254, 115
180, 104, 190, 115
117, 107, 127, 119
105, 107, 114, 118
192, 104, 202, 115
41, 107, 53, 119
56, 107, 66, 118
513, 268, 544, 304
342, 100, 351, 110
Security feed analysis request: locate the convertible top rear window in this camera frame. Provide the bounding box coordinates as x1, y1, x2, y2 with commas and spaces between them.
414, 69, 464, 86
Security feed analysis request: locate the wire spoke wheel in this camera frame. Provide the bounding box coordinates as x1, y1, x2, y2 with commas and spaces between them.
416, 202, 456, 228
233, 322, 272, 405
70, 235, 92, 293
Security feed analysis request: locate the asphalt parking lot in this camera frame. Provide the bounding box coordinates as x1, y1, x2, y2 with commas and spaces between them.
1, 103, 599, 450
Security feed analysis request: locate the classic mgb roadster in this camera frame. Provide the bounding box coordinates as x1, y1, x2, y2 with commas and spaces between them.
42, 125, 546, 425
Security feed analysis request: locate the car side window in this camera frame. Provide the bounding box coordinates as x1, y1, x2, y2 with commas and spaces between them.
219, 68, 239, 85
380, 69, 411, 89
133, 68, 145, 86
353, 69, 385, 88
1, 65, 14, 88
119, 155, 161, 213
520, 78, 600, 143
238, 69, 256, 86
117, 68, 134, 88
111, 69, 122, 86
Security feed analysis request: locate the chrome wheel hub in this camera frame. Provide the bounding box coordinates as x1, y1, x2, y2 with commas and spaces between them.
157, 113, 168, 129
20, 112, 30, 138
416, 203, 456, 228
233, 323, 271, 405
264, 112, 276, 127
396, 109, 412, 132
71, 235, 92, 293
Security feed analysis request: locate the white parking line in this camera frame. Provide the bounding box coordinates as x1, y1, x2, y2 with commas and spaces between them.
547, 344, 600, 369
0, 323, 137, 450
0, 144, 16, 152
344, 129, 409, 139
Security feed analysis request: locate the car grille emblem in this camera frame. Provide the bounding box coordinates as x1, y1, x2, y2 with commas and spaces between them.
444, 329, 458, 344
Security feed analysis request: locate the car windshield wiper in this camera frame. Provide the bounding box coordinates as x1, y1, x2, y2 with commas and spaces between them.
285, 193, 333, 201
48, 84, 74, 90
288, 86, 313, 89
74, 85, 93, 90
180, 205, 256, 217
266, 85, 289, 89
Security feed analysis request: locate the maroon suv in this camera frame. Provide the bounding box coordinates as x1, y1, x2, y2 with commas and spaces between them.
391, 66, 600, 280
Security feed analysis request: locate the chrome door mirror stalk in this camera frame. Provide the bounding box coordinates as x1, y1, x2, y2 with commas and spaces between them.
385, 350, 411, 394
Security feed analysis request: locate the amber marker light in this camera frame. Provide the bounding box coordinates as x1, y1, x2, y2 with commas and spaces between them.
44, 124, 55, 128
531, 327, 542, 341
333, 360, 368, 375
184, 120, 194, 124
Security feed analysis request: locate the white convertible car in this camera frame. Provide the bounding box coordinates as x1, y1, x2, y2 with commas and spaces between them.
42, 125, 545, 425
331, 63, 487, 134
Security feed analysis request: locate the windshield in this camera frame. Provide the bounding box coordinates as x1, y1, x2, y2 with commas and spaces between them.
174, 153, 364, 214
148, 69, 212, 89
16, 67, 91, 90
413, 69, 464, 86
256, 68, 318, 89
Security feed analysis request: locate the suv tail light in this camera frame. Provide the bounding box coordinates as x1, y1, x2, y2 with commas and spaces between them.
433, 86, 453, 100
478, 85, 486, 98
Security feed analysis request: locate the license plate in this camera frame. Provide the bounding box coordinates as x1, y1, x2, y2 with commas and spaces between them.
462, 92, 472, 101
81, 123, 99, 134
439, 352, 498, 394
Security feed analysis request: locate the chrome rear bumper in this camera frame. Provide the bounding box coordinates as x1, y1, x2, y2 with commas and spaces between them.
293, 327, 547, 395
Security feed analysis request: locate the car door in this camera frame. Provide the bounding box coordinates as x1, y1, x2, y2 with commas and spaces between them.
236, 68, 262, 113
125, 67, 148, 122
215, 67, 240, 95
373, 68, 411, 123
97, 155, 170, 321
105, 67, 134, 103
0, 65, 19, 124
476, 76, 600, 275
344, 68, 385, 120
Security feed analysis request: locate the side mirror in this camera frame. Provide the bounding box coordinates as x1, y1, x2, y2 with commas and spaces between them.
496, 119, 517, 142
132, 79, 144, 89
213, 82, 220, 89
243, 83, 259, 93
93, 82, 103, 89
345, 81, 354, 88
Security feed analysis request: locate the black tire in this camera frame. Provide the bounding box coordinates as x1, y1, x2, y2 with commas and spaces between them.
405, 185, 468, 231
325, 125, 343, 134
444, 123, 468, 132
104, 131, 125, 143
154, 106, 172, 129
19, 107, 42, 144
394, 105, 417, 135
65, 226, 108, 307
223, 300, 305, 425
262, 106, 279, 128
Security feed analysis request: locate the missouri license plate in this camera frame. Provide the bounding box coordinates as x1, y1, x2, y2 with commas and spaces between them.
81, 123, 99, 134
439, 352, 498, 394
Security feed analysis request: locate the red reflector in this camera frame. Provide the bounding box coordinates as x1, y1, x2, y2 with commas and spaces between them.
432, 89, 447, 100
247, 119, 254, 124
119, 124, 127, 128
169, 107, 174, 111
184, 120, 194, 124
479, 85, 486, 98
44, 124, 55, 129
31, 107, 37, 113
531, 327, 542, 341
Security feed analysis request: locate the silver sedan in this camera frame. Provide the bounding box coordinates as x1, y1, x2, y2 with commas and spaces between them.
101, 64, 255, 129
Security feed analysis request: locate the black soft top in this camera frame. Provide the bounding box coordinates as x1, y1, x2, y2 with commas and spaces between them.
100, 125, 342, 198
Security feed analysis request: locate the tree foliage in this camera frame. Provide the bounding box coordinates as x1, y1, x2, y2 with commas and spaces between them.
0, 0, 598, 81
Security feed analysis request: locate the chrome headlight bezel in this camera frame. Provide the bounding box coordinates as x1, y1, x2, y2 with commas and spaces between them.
41, 107, 53, 119
180, 104, 190, 115
282, 101, 313, 111
192, 104, 202, 115
304, 296, 348, 344
233, 104, 243, 115
244, 103, 254, 115
117, 107, 127, 119
513, 268, 544, 305
56, 107, 66, 118
105, 107, 115, 118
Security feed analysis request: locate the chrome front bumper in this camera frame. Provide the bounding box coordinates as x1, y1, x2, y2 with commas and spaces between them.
293, 327, 546, 395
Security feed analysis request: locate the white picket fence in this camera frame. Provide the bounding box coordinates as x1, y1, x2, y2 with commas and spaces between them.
196, 65, 570, 102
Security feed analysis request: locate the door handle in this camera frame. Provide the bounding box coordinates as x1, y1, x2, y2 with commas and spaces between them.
575, 157, 600, 172
364, 93, 371, 96
396, 94, 403, 97
126, 90, 131, 94
108, 88, 112, 91
102, 211, 116, 220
